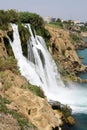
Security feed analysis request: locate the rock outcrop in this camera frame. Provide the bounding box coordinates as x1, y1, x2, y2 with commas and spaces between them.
0, 113, 20, 130
5, 87, 61, 130
0, 25, 77, 130
0, 69, 62, 130
45, 25, 86, 81
81, 32, 87, 37
0, 30, 8, 59
0, 27, 62, 129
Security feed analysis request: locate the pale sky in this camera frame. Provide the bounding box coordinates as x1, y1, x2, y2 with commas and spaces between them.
0, 0, 87, 22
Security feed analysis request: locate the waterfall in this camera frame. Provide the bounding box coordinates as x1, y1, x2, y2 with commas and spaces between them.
10, 24, 87, 114
9, 24, 42, 86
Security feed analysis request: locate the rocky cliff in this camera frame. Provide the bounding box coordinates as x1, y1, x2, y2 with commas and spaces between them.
0, 30, 8, 59
45, 25, 86, 81
0, 29, 63, 130
0, 27, 76, 130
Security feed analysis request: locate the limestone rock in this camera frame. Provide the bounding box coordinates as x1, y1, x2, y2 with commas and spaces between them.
0, 113, 20, 130
45, 25, 86, 79
0, 30, 8, 59
66, 116, 75, 126
5, 87, 60, 130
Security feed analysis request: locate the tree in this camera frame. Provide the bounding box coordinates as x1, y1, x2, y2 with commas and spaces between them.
56, 18, 62, 23
0, 10, 9, 25
6, 9, 19, 23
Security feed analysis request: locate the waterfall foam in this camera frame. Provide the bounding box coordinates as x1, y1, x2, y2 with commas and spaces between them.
9, 24, 87, 114
9, 24, 42, 86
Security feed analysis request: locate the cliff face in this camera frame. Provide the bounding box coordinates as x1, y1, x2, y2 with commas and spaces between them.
0, 30, 8, 59
45, 25, 85, 81
81, 32, 87, 37
0, 26, 76, 130
0, 70, 62, 130
0, 30, 62, 130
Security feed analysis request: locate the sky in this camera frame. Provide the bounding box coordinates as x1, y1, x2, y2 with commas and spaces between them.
0, 0, 87, 22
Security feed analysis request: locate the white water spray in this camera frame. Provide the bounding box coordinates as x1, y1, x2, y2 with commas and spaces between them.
10, 24, 42, 86
10, 24, 87, 114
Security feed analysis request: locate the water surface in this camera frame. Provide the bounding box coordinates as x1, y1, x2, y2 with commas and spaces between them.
77, 48, 87, 65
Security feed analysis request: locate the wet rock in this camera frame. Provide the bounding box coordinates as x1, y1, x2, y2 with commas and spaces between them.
66, 116, 75, 126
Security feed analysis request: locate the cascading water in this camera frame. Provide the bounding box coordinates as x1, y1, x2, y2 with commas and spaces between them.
9, 24, 42, 86
10, 24, 87, 114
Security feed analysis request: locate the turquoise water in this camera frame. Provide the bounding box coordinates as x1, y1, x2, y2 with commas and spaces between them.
78, 72, 87, 79
73, 42, 87, 130
71, 114, 87, 130
77, 48, 87, 65
70, 83, 87, 130
83, 37, 87, 43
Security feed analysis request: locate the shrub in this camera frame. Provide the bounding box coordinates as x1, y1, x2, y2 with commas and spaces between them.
61, 105, 72, 118
80, 25, 87, 32
21, 82, 45, 98
49, 22, 63, 28
18, 12, 44, 29
67, 47, 72, 50
18, 23, 30, 57
0, 9, 51, 53
3, 36, 14, 56
0, 10, 9, 30
6, 9, 19, 23
0, 96, 10, 113
0, 96, 37, 130
7, 30, 14, 42
0, 57, 19, 74
70, 33, 81, 43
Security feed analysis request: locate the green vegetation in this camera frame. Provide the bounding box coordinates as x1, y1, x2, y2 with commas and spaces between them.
36, 27, 51, 46
63, 20, 74, 30
80, 25, 87, 32
49, 19, 63, 28
61, 105, 72, 118
0, 10, 10, 30
54, 56, 68, 77
0, 96, 37, 130
49, 19, 74, 29
0, 54, 45, 98
18, 11, 51, 44
0, 9, 50, 38
18, 12, 44, 29
67, 47, 72, 50
70, 32, 82, 43
0, 9, 51, 56
0, 96, 10, 113
3, 36, 14, 56
79, 22, 87, 32
7, 9, 19, 23
18, 23, 30, 57
0, 57, 19, 74
10, 111, 29, 130
51, 101, 72, 120
7, 30, 14, 42
21, 82, 45, 98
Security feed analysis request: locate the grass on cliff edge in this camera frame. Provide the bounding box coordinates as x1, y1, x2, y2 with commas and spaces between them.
0, 96, 37, 130
0, 56, 19, 74
21, 82, 45, 98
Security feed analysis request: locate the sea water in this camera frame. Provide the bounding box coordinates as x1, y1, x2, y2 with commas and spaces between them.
73, 39, 87, 130
77, 48, 87, 65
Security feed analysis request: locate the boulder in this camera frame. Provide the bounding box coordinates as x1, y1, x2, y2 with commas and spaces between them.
66, 116, 75, 126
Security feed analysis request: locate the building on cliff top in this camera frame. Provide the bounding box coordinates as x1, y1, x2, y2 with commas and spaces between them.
44, 16, 56, 23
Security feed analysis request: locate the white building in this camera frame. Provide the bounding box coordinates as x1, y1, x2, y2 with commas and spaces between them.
44, 16, 56, 23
